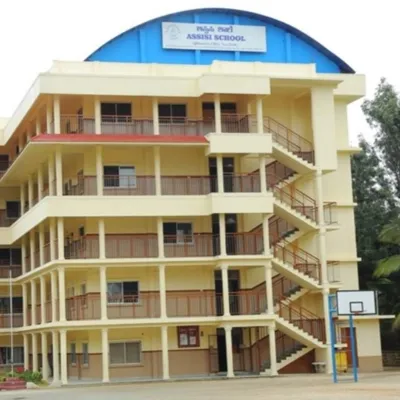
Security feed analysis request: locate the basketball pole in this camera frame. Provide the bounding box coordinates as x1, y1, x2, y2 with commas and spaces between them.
328, 294, 337, 383
349, 314, 358, 382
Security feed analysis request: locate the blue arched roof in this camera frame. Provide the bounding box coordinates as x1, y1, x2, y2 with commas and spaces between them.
86, 8, 354, 73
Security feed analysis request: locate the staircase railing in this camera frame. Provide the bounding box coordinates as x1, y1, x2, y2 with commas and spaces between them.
266, 161, 296, 186
264, 116, 315, 164
273, 275, 302, 303
269, 216, 298, 246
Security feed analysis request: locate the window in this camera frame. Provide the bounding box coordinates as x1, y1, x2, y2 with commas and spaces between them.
163, 222, 193, 244
101, 103, 131, 122
109, 342, 141, 365
0, 249, 21, 267
103, 166, 136, 188
6, 201, 20, 219
0, 347, 23, 365
82, 343, 89, 366
0, 155, 9, 173
177, 326, 199, 348
0, 297, 23, 313
158, 104, 186, 123
70, 343, 76, 365
107, 281, 139, 304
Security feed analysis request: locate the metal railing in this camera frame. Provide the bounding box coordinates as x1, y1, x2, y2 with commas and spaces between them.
164, 234, 216, 257
104, 175, 156, 196
166, 291, 217, 317
0, 210, 18, 227
65, 236, 100, 259
225, 232, 264, 255
59, 115, 95, 134
161, 176, 214, 195
101, 116, 154, 135
268, 215, 298, 246
105, 234, 158, 258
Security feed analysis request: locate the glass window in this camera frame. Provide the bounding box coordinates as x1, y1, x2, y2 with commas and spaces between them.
177, 326, 199, 348
158, 104, 186, 123
107, 281, 139, 304
163, 222, 193, 244
82, 343, 89, 366
109, 342, 141, 365
6, 201, 20, 219
70, 343, 76, 365
101, 103, 132, 122
0, 347, 24, 365
103, 166, 136, 188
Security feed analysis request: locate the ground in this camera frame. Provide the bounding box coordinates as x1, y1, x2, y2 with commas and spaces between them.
0, 372, 400, 400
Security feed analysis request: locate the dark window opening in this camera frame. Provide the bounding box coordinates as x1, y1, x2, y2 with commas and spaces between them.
101, 103, 132, 123
158, 104, 186, 123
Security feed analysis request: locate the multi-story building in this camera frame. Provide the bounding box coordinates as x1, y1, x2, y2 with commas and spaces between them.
0, 7, 388, 384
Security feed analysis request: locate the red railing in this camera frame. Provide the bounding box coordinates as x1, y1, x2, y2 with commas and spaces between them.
164, 234, 216, 257
161, 176, 213, 195
273, 241, 320, 282
266, 161, 295, 186
65, 236, 100, 259
166, 291, 217, 317
0, 313, 23, 328
0, 265, 22, 278
268, 215, 297, 246
105, 234, 158, 258
101, 116, 154, 135
272, 275, 301, 304
264, 116, 315, 164
64, 176, 97, 196
103, 176, 156, 195
159, 117, 212, 136
225, 232, 264, 255
228, 291, 267, 315
59, 115, 95, 134
227, 174, 261, 193
220, 114, 254, 133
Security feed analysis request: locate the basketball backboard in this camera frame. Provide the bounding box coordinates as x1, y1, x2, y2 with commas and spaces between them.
336, 290, 377, 316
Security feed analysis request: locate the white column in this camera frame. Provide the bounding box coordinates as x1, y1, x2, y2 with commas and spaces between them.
28, 175, 34, 208
157, 217, 164, 258
50, 218, 56, 260
152, 97, 159, 135
154, 146, 161, 195
218, 214, 226, 256
96, 145, 103, 195
21, 238, 27, 275
98, 219, 106, 259
161, 326, 170, 380
20, 183, 25, 214
60, 329, 68, 385
100, 266, 108, 320
57, 218, 64, 260
22, 283, 28, 326
51, 331, 60, 384
58, 267, 66, 322
216, 154, 224, 193
31, 280, 37, 325
30, 230, 35, 271
35, 117, 40, 136
221, 264, 230, 316
38, 165, 44, 200
41, 333, 49, 380
262, 214, 270, 256
265, 263, 274, 314
268, 325, 278, 376
46, 100, 52, 134
40, 276, 46, 324
23, 334, 29, 370
214, 93, 222, 133
95, 96, 101, 134
51, 270, 57, 322
256, 95, 264, 133
48, 155, 55, 196
101, 328, 110, 383
259, 155, 267, 192
54, 95, 61, 134
39, 224, 45, 266
32, 333, 38, 371
55, 148, 63, 196
224, 326, 234, 378
159, 265, 167, 318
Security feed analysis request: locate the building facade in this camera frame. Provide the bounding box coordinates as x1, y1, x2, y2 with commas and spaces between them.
0, 8, 386, 384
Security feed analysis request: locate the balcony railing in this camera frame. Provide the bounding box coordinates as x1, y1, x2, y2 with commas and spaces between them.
164, 234, 216, 258
0, 265, 22, 278
103, 176, 156, 196
64, 236, 100, 259
225, 232, 263, 255
0, 210, 18, 227
0, 313, 23, 328
105, 234, 158, 258
166, 291, 217, 317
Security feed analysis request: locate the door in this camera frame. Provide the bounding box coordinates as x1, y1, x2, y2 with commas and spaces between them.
208, 157, 235, 193
341, 327, 359, 367
202, 102, 237, 134
225, 214, 238, 255
216, 328, 227, 372
214, 270, 240, 315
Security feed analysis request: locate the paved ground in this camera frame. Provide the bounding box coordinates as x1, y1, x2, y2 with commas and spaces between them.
1, 372, 400, 400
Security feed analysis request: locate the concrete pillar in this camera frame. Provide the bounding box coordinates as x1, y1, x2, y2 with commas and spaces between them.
157, 217, 164, 258
96, 145, 103, 195
214, 93, 222, 133
20, 183, 25, 215
23, 334, 29, 370
216, 154, 224, 193
39, 224, 45, 266
262, 214, 270, 256
159, 265, 167, 318
94, 96, 101, 134
58, 267, 66, 322
55, 148, 63, 196
259, 155, 267, 192
38, 165, 44, 200
41, 332, 49, 380
161, 326, 169, 380
50, 218, 56, 260
46, 100, 52, 134
40, 276, 46, 324
32, 333, 38, 371
224, 326, 234, 378
154, 146, 161, 195
31, 280, 37, 325
100, 265, 108, 320
256, 95, 264, 133
152, 97, 159, 135
22, 283, 28, 326
60, 329, 68, 385
54, 95, 61, 134
51, 270, 57, 322
101, 328, 110, 383
51, 331, 60, 384
57, 218, 64, 260
29, 230, 35, 271
21, 238, 27, 275
221, 264, 230, 316
265, 262, 274, 314
268, 325, 278, 376
98, 219, 106, 259
48, 155, 55, 196
218, 214, 226, 256
28, 175, 33, 208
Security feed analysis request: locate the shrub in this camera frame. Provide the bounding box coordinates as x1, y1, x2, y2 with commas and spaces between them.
21, 370, 43, 384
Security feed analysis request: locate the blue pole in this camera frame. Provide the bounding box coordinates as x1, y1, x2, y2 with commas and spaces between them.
349, 314, 358, 382
328, 295, 338, 383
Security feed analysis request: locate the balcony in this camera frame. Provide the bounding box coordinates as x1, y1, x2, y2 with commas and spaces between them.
0, 313, 23, 328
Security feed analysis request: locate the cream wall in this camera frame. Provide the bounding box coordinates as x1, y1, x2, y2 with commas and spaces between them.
354, 320, 382, 359
0, 187, 20, 209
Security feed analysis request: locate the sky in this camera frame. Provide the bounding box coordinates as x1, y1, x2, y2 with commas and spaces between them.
0, 0, 397, 144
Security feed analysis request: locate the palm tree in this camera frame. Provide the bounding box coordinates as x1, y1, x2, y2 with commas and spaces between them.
374, 217, 400, 328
